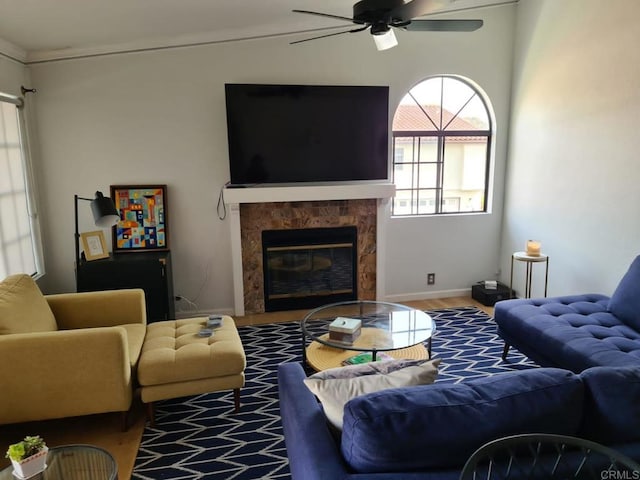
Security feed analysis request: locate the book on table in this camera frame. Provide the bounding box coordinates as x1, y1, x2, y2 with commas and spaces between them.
342, 351, 393, 366
329, 317, 362, 333
329, 329, 361, 345
329, 316, 362, 345
329, 316, 362, 333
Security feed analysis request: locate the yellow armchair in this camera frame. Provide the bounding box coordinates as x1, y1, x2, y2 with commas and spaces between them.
0, 274, 147, 426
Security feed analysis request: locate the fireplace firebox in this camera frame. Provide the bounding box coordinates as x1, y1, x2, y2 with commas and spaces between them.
262, 227, 357, 312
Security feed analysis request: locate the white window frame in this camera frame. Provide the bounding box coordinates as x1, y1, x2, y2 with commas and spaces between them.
0, 91, 45, 279
391, 75, 493, 217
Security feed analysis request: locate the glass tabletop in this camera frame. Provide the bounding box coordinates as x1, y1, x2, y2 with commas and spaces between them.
0, 445, 117, 480
301, 300, 435, 352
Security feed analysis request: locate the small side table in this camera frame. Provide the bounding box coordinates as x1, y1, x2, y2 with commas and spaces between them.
0, 444, 117, 480
510, 252, 549, 299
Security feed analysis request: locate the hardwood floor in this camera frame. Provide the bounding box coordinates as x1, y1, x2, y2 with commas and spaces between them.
0, 400, 146, 479
234, 296, 494, 327
0, 296, 492, 479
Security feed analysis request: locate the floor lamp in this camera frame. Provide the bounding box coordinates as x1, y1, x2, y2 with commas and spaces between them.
74, 191, 119, 270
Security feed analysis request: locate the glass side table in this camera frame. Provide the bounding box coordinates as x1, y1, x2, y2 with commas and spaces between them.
509, 251, 549, 299
0, 445, 117, 480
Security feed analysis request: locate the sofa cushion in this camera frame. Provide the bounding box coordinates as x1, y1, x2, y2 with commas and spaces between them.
579, 365, 640, 444
608, 256, 640, 331
0, 274, 58, 335
304, 359, 440, 431
341, 367, 584, 473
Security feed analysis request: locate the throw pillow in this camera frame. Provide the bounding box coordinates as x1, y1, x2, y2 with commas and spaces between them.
304, 358, 440, 430
308, 358, 429, 381
608, 255, 640, 330
0, 274, 58, 335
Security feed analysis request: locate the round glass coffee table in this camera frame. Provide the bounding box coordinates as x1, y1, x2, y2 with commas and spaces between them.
0, 445, 117, 480
301, 300, 436, 371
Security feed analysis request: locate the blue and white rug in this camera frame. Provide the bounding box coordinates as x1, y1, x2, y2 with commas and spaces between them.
132, 307, 536, 480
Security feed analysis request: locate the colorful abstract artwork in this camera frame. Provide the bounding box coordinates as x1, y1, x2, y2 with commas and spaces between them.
110, 185, 168, 252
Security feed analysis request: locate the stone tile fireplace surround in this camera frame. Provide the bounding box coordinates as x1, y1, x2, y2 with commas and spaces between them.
225, 184, 395, 315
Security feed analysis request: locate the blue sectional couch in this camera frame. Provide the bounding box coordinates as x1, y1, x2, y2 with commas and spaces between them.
496, 255, 640, 371
278, 256, 640, 478
278, 362, 640, 479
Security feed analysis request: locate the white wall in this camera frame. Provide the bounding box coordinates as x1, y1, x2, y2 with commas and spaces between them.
501, 0, 640, 298
27, 4, 516, 314
0, 56, 27, 97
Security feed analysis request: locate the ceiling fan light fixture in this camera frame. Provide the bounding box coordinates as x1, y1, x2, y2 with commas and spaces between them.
292, 0, 483, 49
373, 28, 397, 51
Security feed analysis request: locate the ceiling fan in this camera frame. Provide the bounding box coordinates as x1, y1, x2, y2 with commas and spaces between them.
292, 0, 483, 51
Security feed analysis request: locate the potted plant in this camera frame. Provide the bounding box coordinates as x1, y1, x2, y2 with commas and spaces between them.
5, 435, 48, 479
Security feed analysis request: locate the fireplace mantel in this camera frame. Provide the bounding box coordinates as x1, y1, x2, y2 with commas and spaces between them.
224, 182, 395, 204
225, 182, 396, 316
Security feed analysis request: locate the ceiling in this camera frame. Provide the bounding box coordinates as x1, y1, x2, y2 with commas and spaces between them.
0, 0, 514, 63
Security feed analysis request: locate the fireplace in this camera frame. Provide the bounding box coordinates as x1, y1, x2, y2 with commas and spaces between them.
225, 183, 395, 315
262, 227, 357, 312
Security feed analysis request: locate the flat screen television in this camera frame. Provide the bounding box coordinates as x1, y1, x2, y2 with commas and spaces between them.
224, 84, 389, 186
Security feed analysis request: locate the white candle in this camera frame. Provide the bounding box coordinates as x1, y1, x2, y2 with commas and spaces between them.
526, 240, 541, 256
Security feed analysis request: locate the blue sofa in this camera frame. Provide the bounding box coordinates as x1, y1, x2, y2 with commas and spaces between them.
496, 255, 640, 372
278, 362, 640, 479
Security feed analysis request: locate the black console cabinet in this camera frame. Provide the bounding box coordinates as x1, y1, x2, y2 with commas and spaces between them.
76, 251, 175, 322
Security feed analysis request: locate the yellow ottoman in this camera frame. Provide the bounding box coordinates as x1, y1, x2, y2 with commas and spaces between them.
138, 316, 246, 425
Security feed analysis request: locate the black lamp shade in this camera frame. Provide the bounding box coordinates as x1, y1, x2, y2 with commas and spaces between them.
90, 191, 119, 228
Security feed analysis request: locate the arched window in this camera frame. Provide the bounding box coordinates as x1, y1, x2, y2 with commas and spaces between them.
391, 76, 492, 216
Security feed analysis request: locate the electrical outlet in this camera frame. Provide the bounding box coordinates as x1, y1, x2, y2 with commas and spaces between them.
427, 273, 435, 285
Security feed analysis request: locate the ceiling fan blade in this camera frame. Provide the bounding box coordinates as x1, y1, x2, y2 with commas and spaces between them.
292, 9, 354, 23
290, 26, 368, 45
404, 19, 484, 32
390, 0, 446, 22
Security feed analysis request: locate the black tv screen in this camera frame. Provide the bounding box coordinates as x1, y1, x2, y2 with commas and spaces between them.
224, 84, 389, 186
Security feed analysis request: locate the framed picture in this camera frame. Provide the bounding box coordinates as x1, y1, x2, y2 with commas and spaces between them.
80, 230, 109, 261
110, 184, 169, 252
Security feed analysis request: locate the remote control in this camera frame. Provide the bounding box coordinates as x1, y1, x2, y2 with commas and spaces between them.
198, 328, 214, 337
207, 315, 223, 328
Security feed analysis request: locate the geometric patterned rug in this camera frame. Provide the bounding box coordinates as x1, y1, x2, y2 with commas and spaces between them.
132, 307, 537, 479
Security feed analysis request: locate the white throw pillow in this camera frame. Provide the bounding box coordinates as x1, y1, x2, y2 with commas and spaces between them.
304, 358, 441, 430
309, 358, 428, 380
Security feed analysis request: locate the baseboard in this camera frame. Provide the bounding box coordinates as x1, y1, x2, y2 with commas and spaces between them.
173, 291, 474, 318
174, 307, 235, 319
384, 288, 471, 303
